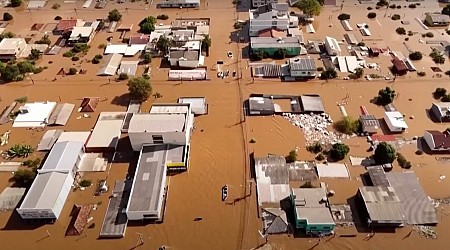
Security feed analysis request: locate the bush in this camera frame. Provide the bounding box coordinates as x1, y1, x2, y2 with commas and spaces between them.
28, 48, 42, 60
430, 50, 445, 64
408, 3, 416, 8
79, 179, 92, 188
417, 71, 426, 77
300, 181, 315, 188
14, 96, 27, 103
118, 73, 129, 80
408, 30, 414, 36
396, 27, 406, 35
317, 67, 324, 71
338, 13, 351, 21
389, 4, 396, 9
285, 149, 298, 163
143, 53, 152, 64
425, 32, 434, 38
307, 142, 323, 154
396, 5, 401, 9
391, 14, 401, 21
334, 116, 360, 135
434, 88, 448, 99
315, 153, 326, 161
14, 169, 35, 186
54, 15, 62, 20
320, 69, 338, 80
108, 9, 122, 22
251, 50, 265, 61
273, 49, 287, 59
52, 3, 60, 9
377, 0, 388, 6
357, 42, 365, 46
98, 43, 106, 49
94, 54, 103, 60
404, 37, 409, 41
63, 51, 74, 57
409, 51, 422, 61
33, 67, 44, 74
3, 12, 13, 21
72, 43, 89, 53
35, 34, 51, 45
10, 0, 22, 7
234, 21, 244, 30
128, 77, 152, 101
376, 87, 396, 105
374, 142, 396, 164
92, 57, 100, 64
397, 153, 411, 169
330, 143, 350, 161
71, 56, 79, 61
68, 68, 77, 75
367, 12, 377, 19
157, 14, 169, 20
367, 7, 373, 10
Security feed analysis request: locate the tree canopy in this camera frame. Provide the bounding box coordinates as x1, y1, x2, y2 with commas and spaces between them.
139, 16, 157, 34
376, 87, 396, 105
330, 143, 350, 161
0, 31, 15, 42
10, 0, 22, 7
28, 49, 42, 60
35, 34, 51, 45
156, 36, 174, 55
108, 9, 122, 22
333, 116, 360, 135
442, 4, 450, 16
409, 51, 422, 61
201, 34, 211, 52
3, 12, 13, 21
14, 169, 35, 187
1, 64, 21, 82
128, 77, 152, 102
373, 142, 396, 164
286, 149, 298, 163
320, 69, 338, 80
295, 0, 322, 16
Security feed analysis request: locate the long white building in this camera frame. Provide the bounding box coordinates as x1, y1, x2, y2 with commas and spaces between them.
17, 141, 85, 220
249, 3, 298, 37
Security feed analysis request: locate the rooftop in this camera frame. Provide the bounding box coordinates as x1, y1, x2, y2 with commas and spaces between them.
128, 113, 187, 133
69, 26, 93, 39
425, 130, 450, 149
127, 145, 167, 213
292, 188, 335, 225
150, 103, 190, 114
384, 111, 408, 129
251, 37, 301, 49
316, 163, 349, 178
359, 186, 406, 223
427, 13, 450, 22
55, 19, 82, 32
0, 38, 26, 55
13, 101, 57, 128
169, 50, 199, 61
254, 155, 290, 204
289, 57, 316, 71
86, 112, 125, 149
300, 95, 325, 113
366, 165, 390, 187
39, 141, 84, 173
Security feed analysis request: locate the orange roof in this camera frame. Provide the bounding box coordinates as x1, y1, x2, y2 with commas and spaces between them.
55, 19, 78, 32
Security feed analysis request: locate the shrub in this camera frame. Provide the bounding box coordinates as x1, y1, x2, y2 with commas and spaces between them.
63, 51, 74, 58
307, 142, 323, 154
98, 43, 106, 49
10, 0, 22, 7
409, 51, 422, 61
92, 57, 100, 64
14, 96, 27, 103
391, 14, 401, 20
330, 143, 350, 161
408, 30, 414, 36
68, 68, 77, 75
33, 67, 44, 74
376, 87, 396, 105
317, 67, 324, 71
408, 3, 416, 8
430, 50, 445, 64
13, 169, 35, 187
71, 56, 79, 61
3, 12, 13, 21
396, 5, 401, 9
374, 142, 396, 164
320, 69, 338, 80
425, 32, 434, 38
315, 153, 326, 161
404, 37, 409, 41
389, 4, 396, 9
35, 34, 51, 45
54, 15, 62, 20
251, 50, 265, 61
367, 7, 373, 10
397, 153, 411, 169
338, 13, 351, 21
128, 77, 152, 101
94, 54, 103, 60
72, 43, 89, 53
334, 116, 360, 135
357, 42, 365, 46
108, 9, 122, 22
377, 0, 388, 6
446, 70, 450, 76
143, 53, 152, 64
79, 179, 92, 188
285, 149, 298, 163
157, 14, 169, 20
234, 21, 244, 30
396, 27, 406, 35
367, 12, 377, 19
52, 3, 60, 9
417, 71, 426, 77
118, 73, 129, 80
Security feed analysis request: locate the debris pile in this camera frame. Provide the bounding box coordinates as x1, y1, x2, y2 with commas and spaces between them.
413, 225, 437, 239
283, 113, 348, 146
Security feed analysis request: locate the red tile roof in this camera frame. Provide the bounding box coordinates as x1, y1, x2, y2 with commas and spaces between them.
426, 130, 450, 149
129, 34, 150, 45
55, 19, 78, 32
392, 57, 408, 72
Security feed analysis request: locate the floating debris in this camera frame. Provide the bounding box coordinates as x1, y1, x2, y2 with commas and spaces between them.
413, 225, 437, 239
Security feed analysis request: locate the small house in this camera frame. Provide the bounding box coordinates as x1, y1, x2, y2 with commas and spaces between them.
383, 111, 408, 133
324, 36, 341, 56
79, 97, 100, 112
359, 114, 380, 134
423, 130, 450, 153
369, 47, 380, 57
68, 26, 95, 45
430, 102, 450, 122
424, 14, 450, 27
288, 57, 316, 79
0, 38, 27, 60
156, 0, 200, 8
262, 208, 288, 234
250, 37, 301, 57
391, 57, 408, 75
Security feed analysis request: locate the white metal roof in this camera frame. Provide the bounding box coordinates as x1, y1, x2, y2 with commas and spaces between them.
118, 61, 139, 76
97, 54, 123, 76
150, 104, 190, 114
19, 171, 72, 209
128, 113, 186, 133
57, 131, 91, 144
316, 163, 350, 178
86, 112, 125, 149
27, 0, 46, 8
384, 111, 408, 129
178, 97, 207, 115
325, 36, 341, 52
39, 141, 84, 173
69, 26, 93, 39
104, 44, 146, 56
0, 38, 26, 55
13, 102, 57, 128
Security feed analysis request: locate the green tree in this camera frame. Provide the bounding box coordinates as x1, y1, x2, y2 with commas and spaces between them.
68, 68, 77, 75
118, 73, 129, 80
72, 43, 89, 53
156, 36, 174, 55
79, 179, 92, 187
337, 13, 350, 20
433, 87, 447, 99
295, 0, 322, 16
396, 27, 406, 35
334, 116, 360, 135
0, 31, 15, 42
14, 169, 35, 186
430, 50, 445, 64
306, 141, 323, 154
35, 34, 51, 45
143, 53, 152, 63
330, 143, 350, 161
3, 12, 13, 21
442, 4, 450, 16
128, 77, 152, 102
10, 0, 22, 7
285, 149, 298, 163
274, 49, 287, 59
367, 12, 377, 18
354, 67, 364, 78
201, 34, 212, 55
373, 142, 396, 164
320, 68, 338, 80
108, 9, 122, 22
28, 49, 42, 60
139, 16, 157, 34
17, 61, 35, 74
1, 64, 21, 82
409, 51, 422, 61
376, 87, 396, 105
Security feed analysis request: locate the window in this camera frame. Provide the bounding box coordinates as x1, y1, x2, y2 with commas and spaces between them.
152, 135, 164, 144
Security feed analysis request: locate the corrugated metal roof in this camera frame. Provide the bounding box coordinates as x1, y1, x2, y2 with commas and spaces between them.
40, 141, 84, 172
97, 54, 123, 76
48, 103, 75, 126
128, 113, 186, 133
37, 129, 64, 151
359, 186, 406, 222
86, 112, 125, 149
150, 104, 190, 114
289, 58, 316, 71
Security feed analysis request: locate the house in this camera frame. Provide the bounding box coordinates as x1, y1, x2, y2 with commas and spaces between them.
85, 112, 126, 152
290, 188, 335, 235
383, 111, 408, 133
68, 26, 95, 44
12, 101, 57, 128
359, 114, 380, 134
430, 102, 450, 122
16, 141, 85, 220
97, 53, 123, 76
262, 208, 288, 234
252, 0, 278, 8
250, 37, 301, 57
249, 3, 297, 37
0, 38, 27, 60
288, 57, 316, 78
178, 97, 208, 115
79, 97, 100, 112
356, 186, 406, 227
129, 34, 150, 45
324, 36, 341, 56
391, 57, 408, 75
54, 19, 83, 34
168, 50, 200, 68
156, 0, 200, 8
424, 14, 450, 27
423, 130, 450, 152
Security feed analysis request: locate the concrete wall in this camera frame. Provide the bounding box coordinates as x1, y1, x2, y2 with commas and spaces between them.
129, 131, 187, 151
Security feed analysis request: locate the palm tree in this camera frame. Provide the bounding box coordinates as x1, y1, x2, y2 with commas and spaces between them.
201, 34, 211, 56
156, 36, 174, 56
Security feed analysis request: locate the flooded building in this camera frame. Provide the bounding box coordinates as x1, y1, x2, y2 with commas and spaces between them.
290, 188, 335, 235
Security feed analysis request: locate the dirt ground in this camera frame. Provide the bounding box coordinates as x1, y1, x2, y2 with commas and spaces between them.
0, 0, 449, 250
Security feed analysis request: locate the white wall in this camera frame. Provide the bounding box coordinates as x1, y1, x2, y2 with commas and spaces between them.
52, 173, 74, 219
129, 131, 187, 151
290, 70, 315, 77
383, 113, 406, 132
178, 60, 199, 68
17, 208, 56, 219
